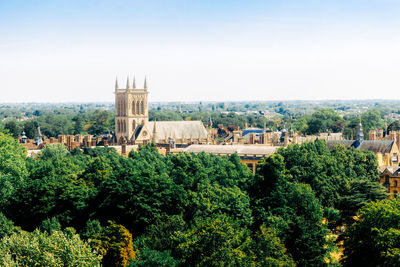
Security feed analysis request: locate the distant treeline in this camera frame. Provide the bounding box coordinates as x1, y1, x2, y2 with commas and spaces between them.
1, 102, 400, 140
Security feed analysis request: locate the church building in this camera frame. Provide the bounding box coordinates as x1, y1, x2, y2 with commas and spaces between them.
114, 77, 208, 145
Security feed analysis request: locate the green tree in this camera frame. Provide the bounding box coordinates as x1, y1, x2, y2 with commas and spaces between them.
0, 132, 27, 214
37, 143, 69, 160
250, 154, 336, 266
306, 109, 343, 134
170, 215, 250, 266
88, 110, 112, 135
244, 226, 295, 267
388, 120, 400, 133
342, 197, 400, 266
4, 120, 21, 138
73, 114, 85, 134
187, 182, 252, 226
0, 229, 101, 266
22, 120, 37, 139
128, 249, 179, 267
0, 212, 14, 239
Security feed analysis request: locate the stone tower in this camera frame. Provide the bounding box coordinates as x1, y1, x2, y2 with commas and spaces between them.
115, 76, 149, 143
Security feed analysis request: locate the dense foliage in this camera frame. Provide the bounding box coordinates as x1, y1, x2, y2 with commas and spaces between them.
0, 129, 391, 266
342, 198, 400, 266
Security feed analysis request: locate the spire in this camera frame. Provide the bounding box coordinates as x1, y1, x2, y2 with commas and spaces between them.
115, 77, 119, 90
144, 76, 148, 90
132, 76, 136, 89
126, 76, 130, 89
152, 118, 158, 143
356, 116, 364, 147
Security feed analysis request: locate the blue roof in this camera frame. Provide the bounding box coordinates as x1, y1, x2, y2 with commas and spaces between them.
242, 128, 265, 136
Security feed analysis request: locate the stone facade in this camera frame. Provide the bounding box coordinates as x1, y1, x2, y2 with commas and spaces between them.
114, 77, 208, 145
115, 77, 150, 143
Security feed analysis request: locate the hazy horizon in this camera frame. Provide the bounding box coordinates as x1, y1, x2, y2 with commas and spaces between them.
1, 0, 400, 103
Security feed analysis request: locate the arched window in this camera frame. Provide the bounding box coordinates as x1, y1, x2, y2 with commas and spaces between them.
136, 102, 140, 115
132, 120, 136, 131
123, 121, 126, 132
132, 101, 135, 114
141, 101, 144, 115
117, 120, 120, 132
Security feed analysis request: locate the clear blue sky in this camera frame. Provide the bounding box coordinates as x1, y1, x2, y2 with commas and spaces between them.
1, 0, 400, 102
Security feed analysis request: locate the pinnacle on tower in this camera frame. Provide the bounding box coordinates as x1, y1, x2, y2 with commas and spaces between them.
115, 77, 119, 90
126, 77, 131, 89
152, 118, 158, 143
356, 116, 364, 147
132, 76, 136, 89
144, 76, 148, 90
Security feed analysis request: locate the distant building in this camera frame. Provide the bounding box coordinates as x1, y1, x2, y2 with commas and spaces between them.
114, 77, 208, 145
380, 166, 400, 198
327, 120, 399, 167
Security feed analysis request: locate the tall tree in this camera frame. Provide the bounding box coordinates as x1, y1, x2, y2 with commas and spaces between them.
342, 197, 400, 266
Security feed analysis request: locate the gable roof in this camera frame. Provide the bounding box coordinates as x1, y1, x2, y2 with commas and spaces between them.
358, 140, 394, 154
147, 121, 208, 140
327, 139, 395, 154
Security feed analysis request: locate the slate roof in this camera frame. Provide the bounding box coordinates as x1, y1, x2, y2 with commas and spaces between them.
358, 140, 394, 154
327, 140, 395, 154
242, 128, 267, 136
183, 144, 277, 157
147, 121, 208, 140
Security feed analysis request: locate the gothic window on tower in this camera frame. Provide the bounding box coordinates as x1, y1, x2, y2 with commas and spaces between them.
141, 101, 144, 115
136, 102, 140, 115
132, 121, 136, 131
132, 101, 135, 114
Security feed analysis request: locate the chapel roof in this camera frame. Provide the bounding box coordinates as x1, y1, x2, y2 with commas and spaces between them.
147, 121, 208, 140
357, 140, 394, 154
327, 139, 395, 154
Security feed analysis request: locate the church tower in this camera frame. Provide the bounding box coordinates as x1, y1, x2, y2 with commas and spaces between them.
115, 76, 149, 143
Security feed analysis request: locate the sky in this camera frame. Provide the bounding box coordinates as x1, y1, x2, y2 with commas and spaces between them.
1, 0, 400, 103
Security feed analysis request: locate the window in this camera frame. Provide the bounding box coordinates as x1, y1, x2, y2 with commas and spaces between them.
395, 180, 398, 187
